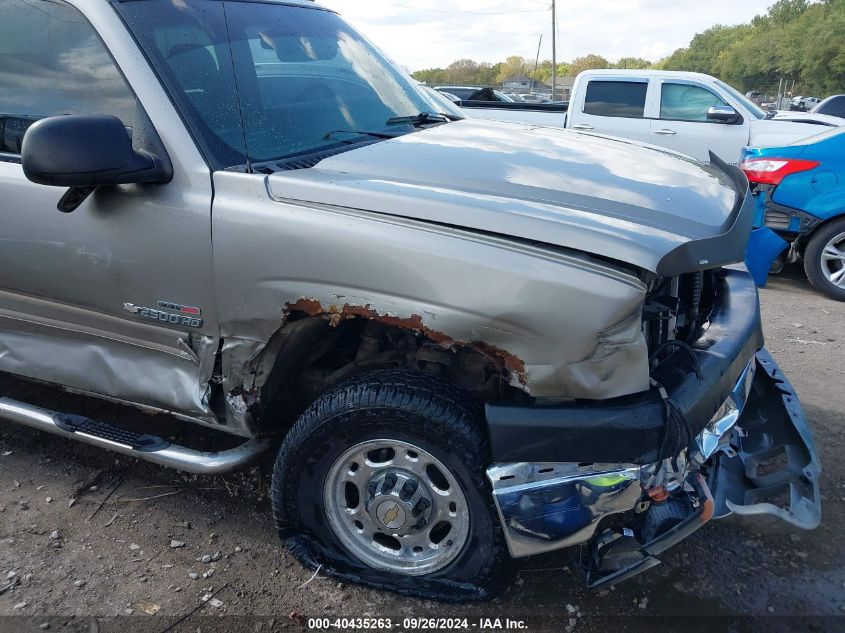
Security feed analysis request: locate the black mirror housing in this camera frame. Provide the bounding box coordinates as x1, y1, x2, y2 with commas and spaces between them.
21, 115, 171, 188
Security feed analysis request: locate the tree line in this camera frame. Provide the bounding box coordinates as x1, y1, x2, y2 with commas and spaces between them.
412, 0, 844, 96
412, 54, 651, 89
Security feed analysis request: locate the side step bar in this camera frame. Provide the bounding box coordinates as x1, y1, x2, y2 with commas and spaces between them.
0, 396, 269, 475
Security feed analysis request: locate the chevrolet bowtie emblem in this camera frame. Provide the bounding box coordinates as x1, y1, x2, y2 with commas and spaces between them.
382, 505, 400, 525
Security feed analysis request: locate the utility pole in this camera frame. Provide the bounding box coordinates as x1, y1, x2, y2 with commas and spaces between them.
551, 0, 557, 101
532, 34, 542, 94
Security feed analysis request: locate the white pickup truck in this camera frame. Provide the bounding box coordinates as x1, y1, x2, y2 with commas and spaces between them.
459, 69, 844, 163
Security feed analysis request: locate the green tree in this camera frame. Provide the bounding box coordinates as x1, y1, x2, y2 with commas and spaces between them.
660, 0, 844, 95
530, 60, 554, 83
662, 24, 750, 75
414, 3, 845, 96
569, 54, 611, 76
496, 56, 527, 84
412, 68, 448, 85
768, 0, 809, 25
445, 59, 482, 85
614, 57, 653, 69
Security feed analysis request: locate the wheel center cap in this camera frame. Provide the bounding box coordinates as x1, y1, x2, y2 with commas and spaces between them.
376, 500, 406, 529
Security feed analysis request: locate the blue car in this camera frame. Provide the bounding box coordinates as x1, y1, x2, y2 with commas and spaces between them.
741, 126, 845, 300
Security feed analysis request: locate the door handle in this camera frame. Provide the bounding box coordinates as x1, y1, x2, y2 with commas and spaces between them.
653, 128, 677, 135
572, 124, 595, 130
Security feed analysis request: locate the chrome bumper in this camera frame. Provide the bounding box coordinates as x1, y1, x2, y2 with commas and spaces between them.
486, 462, 643, 559
486, 349, 821, 570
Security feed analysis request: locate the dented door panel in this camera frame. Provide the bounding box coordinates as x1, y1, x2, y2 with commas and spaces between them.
0, 289, 218, 422
0, 0, 220, 422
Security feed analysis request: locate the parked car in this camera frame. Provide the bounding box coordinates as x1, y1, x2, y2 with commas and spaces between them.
518, 93, 550, 103
421, 85, 464, 111
741, 126, 845, 300
812, 95, 845, 119
434, 85, 484, 100
460, 70, 842, 163
434, 86, 513, 102
0, 0, 820, 601
791, 96, 822, 111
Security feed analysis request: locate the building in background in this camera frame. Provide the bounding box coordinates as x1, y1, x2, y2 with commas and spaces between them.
501, 75, 552, 94
551, 76, 576, 100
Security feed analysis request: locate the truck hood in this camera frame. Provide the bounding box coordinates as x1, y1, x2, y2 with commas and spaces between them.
749, 117, 841, 149
267, 119, 752, 275
772, 111, 845, 127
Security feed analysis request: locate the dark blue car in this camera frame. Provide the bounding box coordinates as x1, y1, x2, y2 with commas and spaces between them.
741, 126, 845, 300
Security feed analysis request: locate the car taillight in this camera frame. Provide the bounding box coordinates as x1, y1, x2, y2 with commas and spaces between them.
739, 158, 820, 185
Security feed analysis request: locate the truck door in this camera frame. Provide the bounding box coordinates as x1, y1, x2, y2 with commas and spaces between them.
649, 80, 749, 163
569, 78, 652, 143
0, 0, 219, 420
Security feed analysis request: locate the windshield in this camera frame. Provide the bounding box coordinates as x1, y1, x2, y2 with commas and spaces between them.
117, 0, 447, 169
715, 80, 767, 120
421, 86, 465, 117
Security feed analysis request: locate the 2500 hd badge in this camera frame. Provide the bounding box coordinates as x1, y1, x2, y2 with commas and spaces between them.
123, 302, 204, 329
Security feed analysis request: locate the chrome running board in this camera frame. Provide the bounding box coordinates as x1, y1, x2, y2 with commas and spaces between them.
0, 396, 268, 475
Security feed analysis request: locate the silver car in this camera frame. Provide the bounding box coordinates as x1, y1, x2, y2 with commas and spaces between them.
0, 0, 820, 600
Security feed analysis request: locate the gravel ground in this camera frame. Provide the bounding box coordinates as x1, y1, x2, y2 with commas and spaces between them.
1, 265, 844, 633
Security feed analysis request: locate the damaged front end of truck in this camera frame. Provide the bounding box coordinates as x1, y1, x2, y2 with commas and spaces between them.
212, 128, 823, 590
487, 270, 821, 587
486, 269, 821, 587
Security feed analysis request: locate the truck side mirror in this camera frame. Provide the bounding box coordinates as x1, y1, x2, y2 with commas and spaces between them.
21, 115, 172, 212
706, 105, 740, 124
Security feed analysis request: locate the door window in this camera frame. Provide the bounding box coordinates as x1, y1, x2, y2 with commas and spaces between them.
660, 83, 726, 122
0, 0, 135, 155
583, 81, 648, 118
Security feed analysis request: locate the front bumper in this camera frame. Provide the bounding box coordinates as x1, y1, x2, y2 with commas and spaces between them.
486, 349, 821, 587
486, 268, 764, 465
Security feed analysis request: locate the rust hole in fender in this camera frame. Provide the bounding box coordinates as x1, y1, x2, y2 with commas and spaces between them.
283, 298, 526, 385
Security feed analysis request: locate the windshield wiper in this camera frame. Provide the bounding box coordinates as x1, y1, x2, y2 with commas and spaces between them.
386, 111, 452, 126
323, 129, 403, 143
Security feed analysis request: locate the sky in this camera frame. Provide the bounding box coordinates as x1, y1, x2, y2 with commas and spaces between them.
318, 0, 774, 72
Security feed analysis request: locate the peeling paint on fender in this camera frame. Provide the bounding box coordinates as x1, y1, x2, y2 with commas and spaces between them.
283, 298, 527, 385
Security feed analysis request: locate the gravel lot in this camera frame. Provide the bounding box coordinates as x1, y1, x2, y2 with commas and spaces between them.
1, 265, 843, 633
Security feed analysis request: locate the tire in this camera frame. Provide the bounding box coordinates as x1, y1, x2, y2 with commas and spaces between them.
803, 217, 845, 301
270, 369, 507, 601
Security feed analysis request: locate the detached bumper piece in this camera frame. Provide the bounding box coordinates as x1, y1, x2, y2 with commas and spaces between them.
486, 350, 821, 589
706, 348, 821, 531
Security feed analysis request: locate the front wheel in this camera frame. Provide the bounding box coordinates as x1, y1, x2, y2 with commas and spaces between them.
804, 217, 845, 301
270, 370, 506, 601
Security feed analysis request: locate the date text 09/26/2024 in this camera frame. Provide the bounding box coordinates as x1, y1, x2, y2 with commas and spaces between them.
307, 617, 530, 631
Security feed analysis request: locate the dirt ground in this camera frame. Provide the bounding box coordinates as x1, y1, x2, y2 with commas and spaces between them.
1, 264, 844, 633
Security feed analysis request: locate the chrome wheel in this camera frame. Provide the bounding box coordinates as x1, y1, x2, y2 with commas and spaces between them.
323, 439, 470, 576
821, 232, 845, 287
